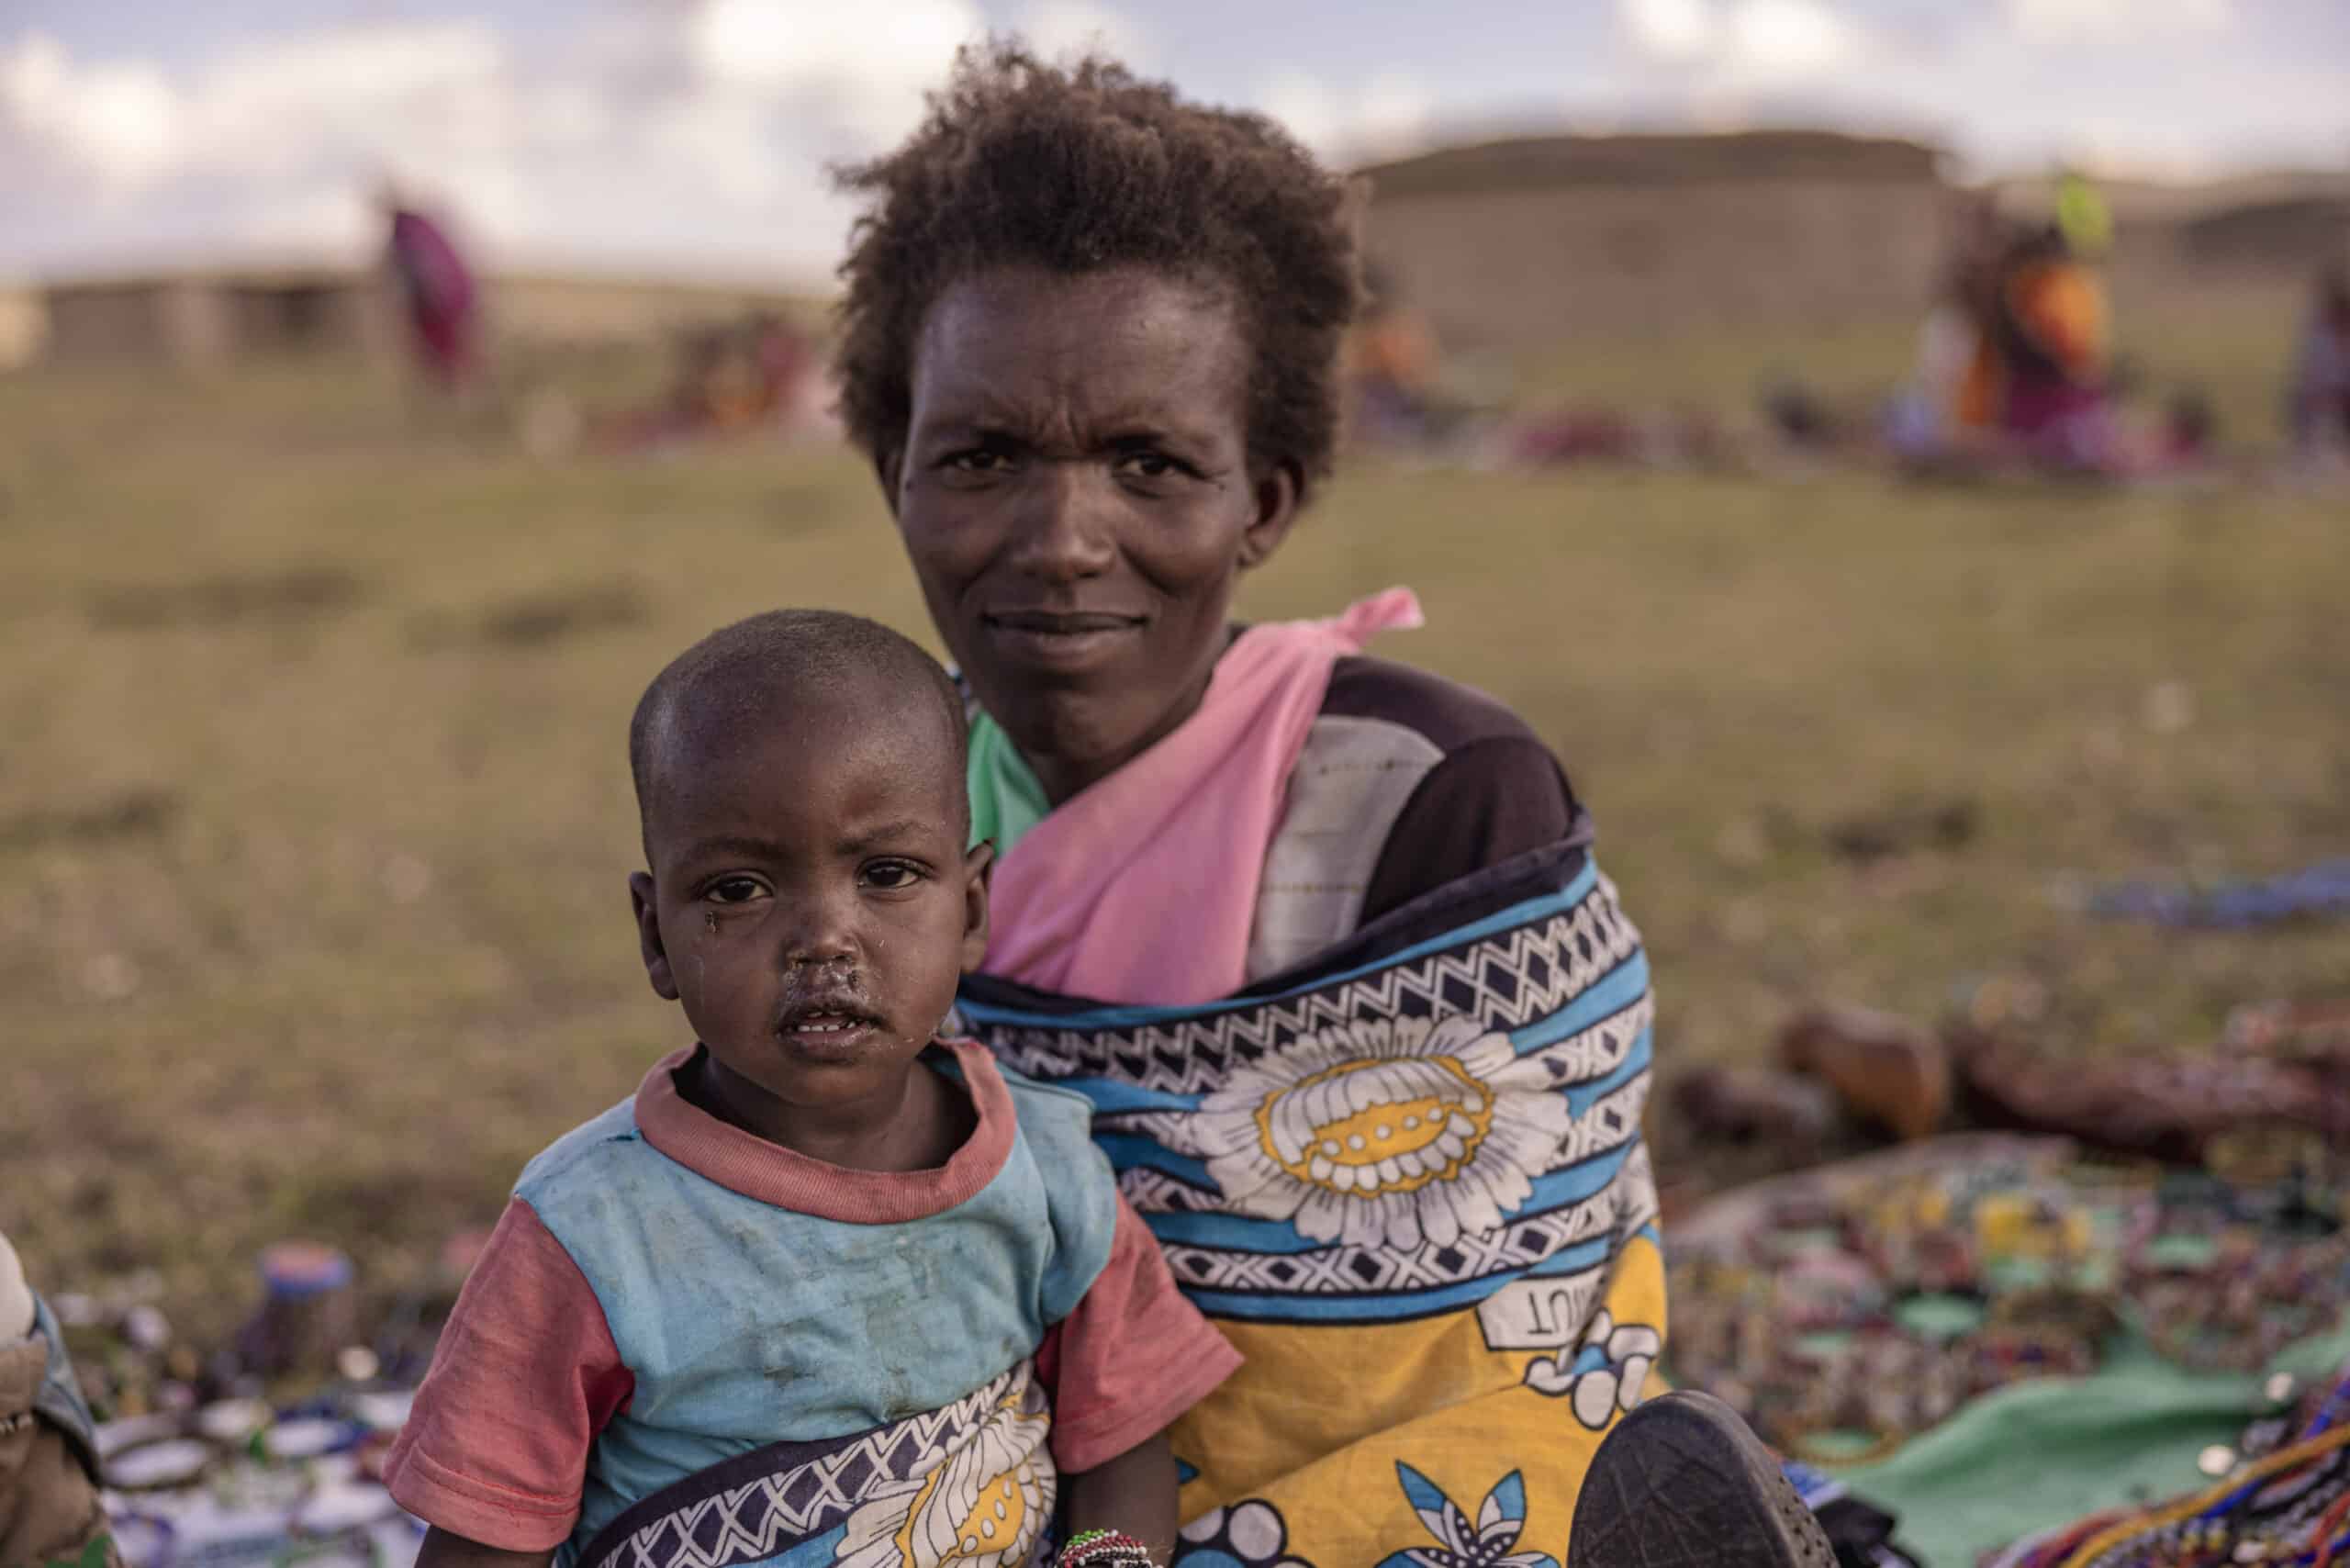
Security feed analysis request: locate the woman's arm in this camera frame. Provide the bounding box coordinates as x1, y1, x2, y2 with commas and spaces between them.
1061, 1432, 1178, 1565
414, 1527, 555, 1568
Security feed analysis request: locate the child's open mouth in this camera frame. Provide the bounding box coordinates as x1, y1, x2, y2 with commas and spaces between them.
774, 1007, 885, 1056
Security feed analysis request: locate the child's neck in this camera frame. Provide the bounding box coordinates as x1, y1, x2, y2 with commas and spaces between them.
683, 1048, 977, 1174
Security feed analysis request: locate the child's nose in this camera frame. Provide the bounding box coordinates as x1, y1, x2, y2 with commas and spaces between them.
778, 891, 859, 966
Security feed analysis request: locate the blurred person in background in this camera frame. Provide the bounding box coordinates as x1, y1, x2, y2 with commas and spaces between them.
380, 183, 483, 398
1974, 221, 2115, 469
2286, 262, 2350, 462
1889, 196, 2006, 465
1348, 261, 1444, 445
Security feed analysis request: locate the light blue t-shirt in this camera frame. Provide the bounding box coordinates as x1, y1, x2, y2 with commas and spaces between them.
514, 1043, 1121, 1560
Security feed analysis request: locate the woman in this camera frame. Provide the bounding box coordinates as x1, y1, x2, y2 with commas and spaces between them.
833, 47, 1830, 1568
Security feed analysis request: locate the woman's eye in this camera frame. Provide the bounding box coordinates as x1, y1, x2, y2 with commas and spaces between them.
864, 861, 923, 890
1115, 451, 1180, 480
945, 448, 1006, 474
707, 877, 767, 904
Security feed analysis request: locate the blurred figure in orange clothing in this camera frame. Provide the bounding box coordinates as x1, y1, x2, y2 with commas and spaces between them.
1348, 262, 1442, 444
1941, 219, 2114, 468
1989, 222, 2111, 457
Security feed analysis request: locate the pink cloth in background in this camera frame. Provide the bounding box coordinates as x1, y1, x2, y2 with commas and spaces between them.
387, 209, 477, 382
981, 588, 1424, 1008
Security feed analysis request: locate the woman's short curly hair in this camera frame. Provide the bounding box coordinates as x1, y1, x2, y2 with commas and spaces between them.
833, 42, 1361, 487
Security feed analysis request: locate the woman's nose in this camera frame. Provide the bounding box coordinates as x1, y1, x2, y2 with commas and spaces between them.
1005, 462, 1117, 582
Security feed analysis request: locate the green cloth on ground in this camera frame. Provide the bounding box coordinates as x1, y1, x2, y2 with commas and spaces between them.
1835, 1322, 2350, 1565
966, 712, 1049, 857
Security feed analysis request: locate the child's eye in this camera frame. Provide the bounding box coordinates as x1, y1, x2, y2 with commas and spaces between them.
863, 860, 924, 890
707, 877, 768, 904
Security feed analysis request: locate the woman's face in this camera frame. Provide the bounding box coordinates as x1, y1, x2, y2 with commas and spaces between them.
888, 265, 1300, 804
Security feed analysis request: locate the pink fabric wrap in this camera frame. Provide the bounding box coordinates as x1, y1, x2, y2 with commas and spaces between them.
981, 588, 1424, 1007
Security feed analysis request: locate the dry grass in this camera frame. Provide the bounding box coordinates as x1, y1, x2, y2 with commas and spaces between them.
3, 320, 2345, 1341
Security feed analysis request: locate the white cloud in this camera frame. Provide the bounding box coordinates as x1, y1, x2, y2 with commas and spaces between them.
3, 32, 181, 189
1613, 0, 1863, 89
2, 0, 2341, 282
1621, 0, 1717, 61
691, 0, 981, 144
1259, 69, 1432, 162
1019, 1, 1147, 65
1356, 73, 1434, 157
1260, 71, 1339, 152
192, 22, 509, 184
2006, 0, 2232, 41
0, 1, 1002, 279
1724, 0, 1860, 76
693, 0, 978, 87
2, 21, 511, 201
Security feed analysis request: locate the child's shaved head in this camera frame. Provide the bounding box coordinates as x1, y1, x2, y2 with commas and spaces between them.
629, 610, 968, 859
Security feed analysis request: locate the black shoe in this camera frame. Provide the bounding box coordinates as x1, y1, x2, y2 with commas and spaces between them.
1568, 1391, 1838, 1568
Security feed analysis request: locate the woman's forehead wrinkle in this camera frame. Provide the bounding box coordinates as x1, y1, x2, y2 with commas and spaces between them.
913, 270, 1253, 460
930, 359, 1175, 450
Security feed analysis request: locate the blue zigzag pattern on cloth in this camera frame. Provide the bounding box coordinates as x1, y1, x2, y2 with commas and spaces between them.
956, 857, 1658, 1328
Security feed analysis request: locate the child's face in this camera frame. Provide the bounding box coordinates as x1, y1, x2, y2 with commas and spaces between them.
628, 688, 989, 1120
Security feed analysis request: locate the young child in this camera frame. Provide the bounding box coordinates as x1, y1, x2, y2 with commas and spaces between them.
386, 610, 1239, 1568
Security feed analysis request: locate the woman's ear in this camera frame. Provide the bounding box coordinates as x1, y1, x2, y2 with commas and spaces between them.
876, 448, 905, 519
958, 840, 995, 973
629, 872, 680, 1002
1238, 457, 1304, 570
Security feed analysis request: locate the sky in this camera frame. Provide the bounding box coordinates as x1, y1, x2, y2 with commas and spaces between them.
5, 0, 2345, 283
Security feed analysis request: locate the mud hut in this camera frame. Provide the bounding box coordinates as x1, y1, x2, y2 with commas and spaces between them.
1357, 129, 1951, 347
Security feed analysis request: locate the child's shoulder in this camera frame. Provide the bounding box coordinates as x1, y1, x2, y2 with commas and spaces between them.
953, 1046, 1117, 1213
513, 1096, 649, 1205
988, 1056, 1098, 1118
956, 1047, 1124, 1317
957, 1046, 1098, 1145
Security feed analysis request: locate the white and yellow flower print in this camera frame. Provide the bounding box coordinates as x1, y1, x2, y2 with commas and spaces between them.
833, 1385, 1055, 1568
1194, 1015, 1575, 1251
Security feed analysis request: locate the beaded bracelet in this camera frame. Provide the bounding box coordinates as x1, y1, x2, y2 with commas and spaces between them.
1056, 1528, 1156, 1567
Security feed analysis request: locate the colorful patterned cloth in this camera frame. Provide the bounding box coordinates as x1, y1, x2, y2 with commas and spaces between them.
575, 1363, 1060, 1568
1984, 1356, 2350, 1568
1667, 1136, 2350, 1565
956, 833, 1664, 1568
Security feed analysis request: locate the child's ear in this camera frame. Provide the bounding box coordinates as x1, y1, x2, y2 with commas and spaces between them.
958, 840, 994, 972
629, 872, 680, 1001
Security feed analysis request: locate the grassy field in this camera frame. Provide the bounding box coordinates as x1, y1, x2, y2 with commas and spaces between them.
4, 319, 2346, 1343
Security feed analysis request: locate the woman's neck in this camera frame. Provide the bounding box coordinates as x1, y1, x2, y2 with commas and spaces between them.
1027, 682, 1206, 807
1018, 631, 1235, 807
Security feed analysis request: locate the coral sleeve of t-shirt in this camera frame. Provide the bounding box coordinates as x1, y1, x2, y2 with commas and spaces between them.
1037, 1193, 1242, 1474
383, 1198, 635, 1551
